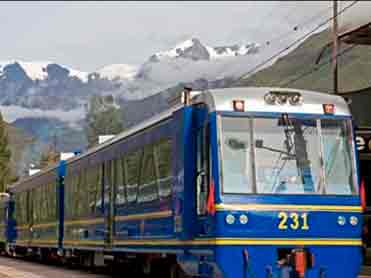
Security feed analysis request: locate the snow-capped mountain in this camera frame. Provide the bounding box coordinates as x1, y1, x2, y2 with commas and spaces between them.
0, 37, 264, 119
149, 38, 259, 62
0, 36, 263, 117
0, 60, 89, 82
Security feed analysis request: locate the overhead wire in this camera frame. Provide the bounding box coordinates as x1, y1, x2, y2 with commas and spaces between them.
278, 43, 358, 87
264, 4, 333, 48
235, 0, 359, 82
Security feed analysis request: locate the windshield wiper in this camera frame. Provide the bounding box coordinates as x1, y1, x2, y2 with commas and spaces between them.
255, 140, 295, 159
269, 115, 297, 192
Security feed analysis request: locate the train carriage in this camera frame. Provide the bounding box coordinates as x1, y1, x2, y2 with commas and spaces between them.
1, 87, 364, 277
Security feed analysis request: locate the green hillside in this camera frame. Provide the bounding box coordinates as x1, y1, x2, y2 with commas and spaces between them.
236, 29, 371, 94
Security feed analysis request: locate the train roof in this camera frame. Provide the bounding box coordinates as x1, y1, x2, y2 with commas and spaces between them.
7, 86, 351, 192
193, 87, 351, 116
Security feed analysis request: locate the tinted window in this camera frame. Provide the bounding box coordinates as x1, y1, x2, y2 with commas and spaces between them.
125, 149, 142, 203
87, 164, 102, 213
115, 158, 126, 206
154, 139, 172, 198
138, 145, 158, 203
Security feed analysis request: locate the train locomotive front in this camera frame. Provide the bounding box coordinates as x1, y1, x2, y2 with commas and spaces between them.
183, 88, 363, 278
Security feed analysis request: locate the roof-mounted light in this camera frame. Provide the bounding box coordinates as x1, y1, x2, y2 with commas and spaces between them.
288, 93, 303, 105
264, 91, 303, 106
233, 100, 245, 112
323, 104, 335, 115
277, 94, 288, 105
264, 92, 277, 105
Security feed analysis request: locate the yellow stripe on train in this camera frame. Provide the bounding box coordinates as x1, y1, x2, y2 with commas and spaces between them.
113, 237, 362, 246
215, 204, 363, 213
14, 238, 362, 247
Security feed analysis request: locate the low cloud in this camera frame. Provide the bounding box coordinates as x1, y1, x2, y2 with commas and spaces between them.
0, 105, 86, 125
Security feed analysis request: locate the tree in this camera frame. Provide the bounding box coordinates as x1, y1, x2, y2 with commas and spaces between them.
38, 145, 59, 169
85, 95, 125, 147
0, 112, 12, 192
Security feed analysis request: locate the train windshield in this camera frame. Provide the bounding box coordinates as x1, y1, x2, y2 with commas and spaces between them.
220, 116, 357, 195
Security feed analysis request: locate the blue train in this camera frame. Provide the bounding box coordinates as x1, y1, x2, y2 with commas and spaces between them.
0, 87, 363, 277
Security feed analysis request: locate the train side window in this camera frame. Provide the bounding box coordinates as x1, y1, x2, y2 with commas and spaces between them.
196, 122, 210, 215
46, 182, 56, 221
39, 187, 43, 221
45, 184, 50, 221
104, 161, 113, 208
15, 193, 27, 226
41, 187, 47, 222
23, 193, 27, 224
51, 182, 56, 221
115, 156, 126, 206
36, 188, 41, 222
71, 174, 78, 218
32, 188, 41, 223
45, 185, 51, 221
154, 139, 172, 199
138, 144, 158, 203
65, 175, 74, 219
97, 165, 104, 212
125, 149, 142, 203
74, 172, 84, 217
80, 169, 89, 217
86, 165, 98, 214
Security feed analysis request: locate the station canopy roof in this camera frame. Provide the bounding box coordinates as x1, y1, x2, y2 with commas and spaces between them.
337, 1, 371, 45
331, 2, 371, 126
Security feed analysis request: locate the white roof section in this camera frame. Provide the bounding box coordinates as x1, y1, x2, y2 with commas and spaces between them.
194, 87, 351, 116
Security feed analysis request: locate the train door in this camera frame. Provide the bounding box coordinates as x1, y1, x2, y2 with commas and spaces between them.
103, 160, 114, 247
26, 191, 32, 243
173, 104, 212, 240
195, 105, 213, 236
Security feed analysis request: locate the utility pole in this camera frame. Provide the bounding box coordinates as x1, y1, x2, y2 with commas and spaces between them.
52, 132, 58, 154
333, 0, 339, 94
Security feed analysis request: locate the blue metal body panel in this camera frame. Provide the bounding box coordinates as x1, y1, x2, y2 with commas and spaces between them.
5, 198, 16, 244
172, 107, 197, 240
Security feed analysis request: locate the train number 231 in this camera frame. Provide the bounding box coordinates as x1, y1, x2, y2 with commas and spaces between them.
278, 212, 309, 230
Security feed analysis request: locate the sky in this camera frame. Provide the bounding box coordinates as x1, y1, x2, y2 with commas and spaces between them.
0, 1, 358, 72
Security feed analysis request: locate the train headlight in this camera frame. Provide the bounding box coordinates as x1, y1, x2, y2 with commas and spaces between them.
264, 93, 277, 105
277, 94, 288, 105
225, 214, 236, 225
349, 216, 359, 226
337, 216, 346, 226
265, 91, 303, 106
239, 214, 248, 224
289, 94, 303, 105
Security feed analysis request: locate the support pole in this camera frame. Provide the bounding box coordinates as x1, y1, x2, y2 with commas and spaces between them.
333, 0, 339, 94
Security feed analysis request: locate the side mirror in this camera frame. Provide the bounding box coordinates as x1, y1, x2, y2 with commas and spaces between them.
255, 139, 264, 148
196, 170, 206, 186
197, 170, 206, 179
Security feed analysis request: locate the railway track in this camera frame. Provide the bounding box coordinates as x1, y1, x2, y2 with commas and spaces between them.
0, 254, 369, 278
